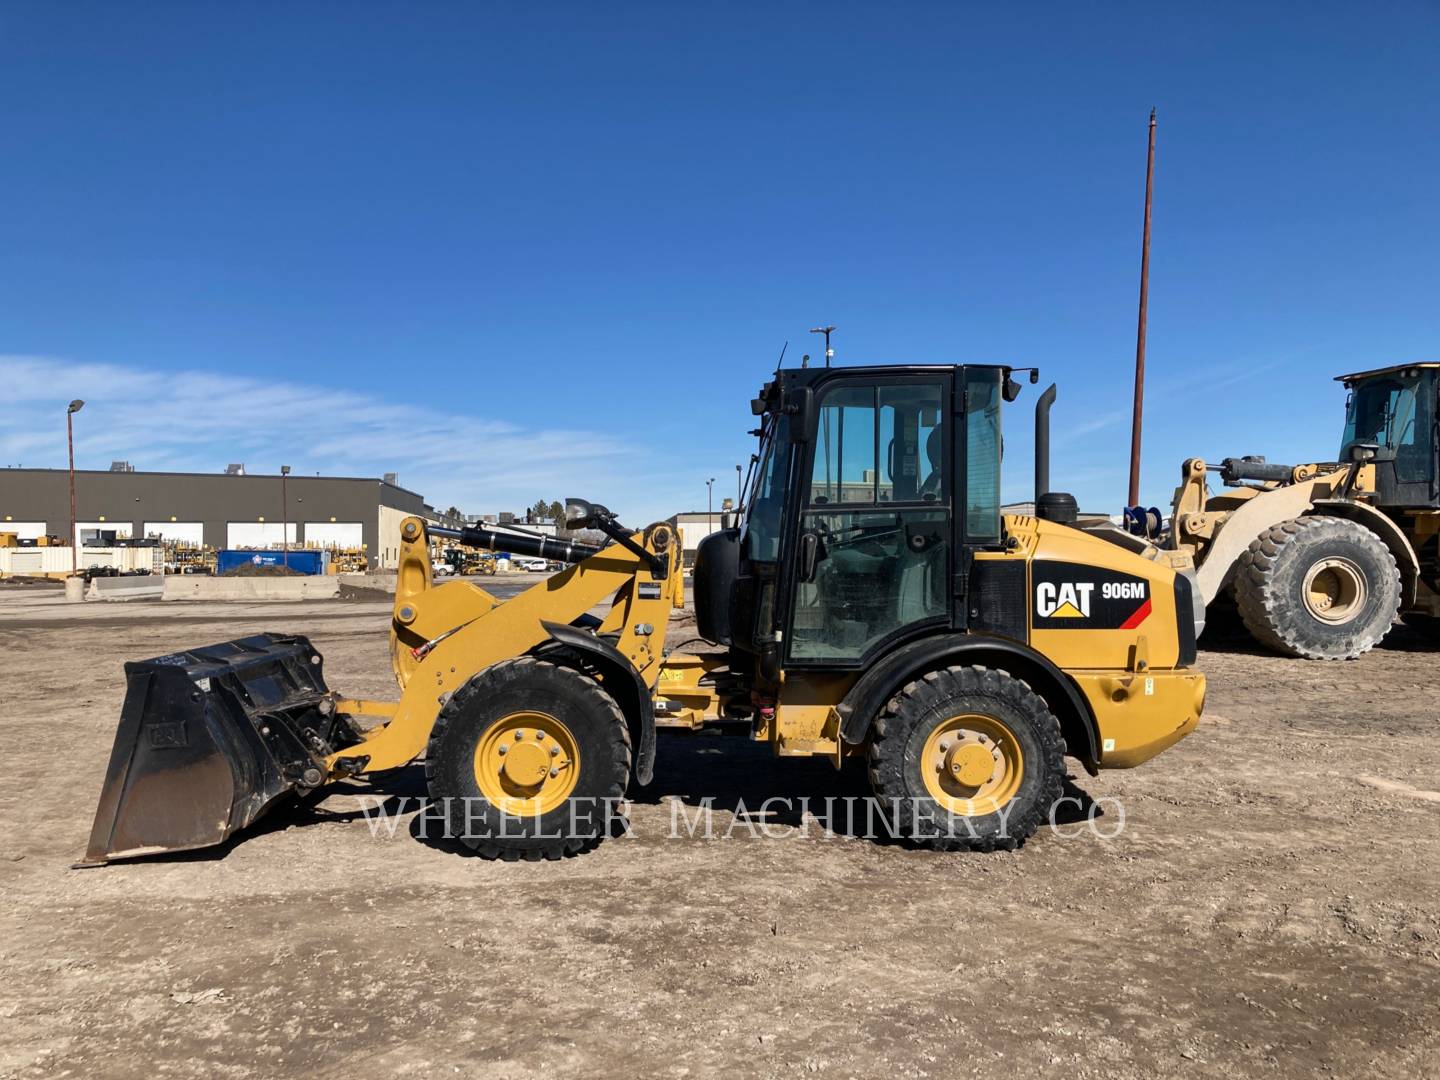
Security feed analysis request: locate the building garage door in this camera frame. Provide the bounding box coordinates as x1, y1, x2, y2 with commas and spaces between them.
303, 521, 363, 548
144, 521, 204, 545
226, 522, 297, 548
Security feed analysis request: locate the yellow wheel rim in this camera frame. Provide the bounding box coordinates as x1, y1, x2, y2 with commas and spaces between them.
473, 711, 580, 816
1303, 556, 1366, 624
920, 713, 1024, 816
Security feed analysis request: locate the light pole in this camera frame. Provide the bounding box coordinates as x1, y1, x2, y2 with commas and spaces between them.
706, 477, 715, 535
66, 399, 84, 574
1128, 108, 1157, 508
280, 465, 291, 569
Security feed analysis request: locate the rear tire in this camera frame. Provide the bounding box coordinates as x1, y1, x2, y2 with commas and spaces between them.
867, 666, 1065, 852
425, 657, 631, 860
1233, 516, 1400, 660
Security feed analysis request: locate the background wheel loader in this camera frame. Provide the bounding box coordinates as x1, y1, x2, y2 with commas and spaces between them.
80, 361, 1205, 866
1127, 362, 1439, 660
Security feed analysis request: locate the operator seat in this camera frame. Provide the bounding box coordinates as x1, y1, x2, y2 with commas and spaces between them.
919, 427, 943, 500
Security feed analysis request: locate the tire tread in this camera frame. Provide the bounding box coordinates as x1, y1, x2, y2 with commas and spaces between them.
867, 665, 1065, 853
425, 656, 631, 860
1233, 516, 1400, 660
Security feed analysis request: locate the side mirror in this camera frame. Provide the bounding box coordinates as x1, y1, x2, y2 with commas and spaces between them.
783, 386, 814, 442
1349, 443, 1378, 463
798, 531, 821, 583
720, 511, 737, 530
564, 498, 596, 529
1029, 369, 1039, 384
1003, 376, 1023, 402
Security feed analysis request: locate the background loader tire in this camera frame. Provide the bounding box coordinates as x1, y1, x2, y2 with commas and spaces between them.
425, 657, 631, 861
867, 666, 1065, 852
1234, 516, 1400, 660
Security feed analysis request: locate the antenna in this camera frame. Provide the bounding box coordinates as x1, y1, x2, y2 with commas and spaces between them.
777, 341, 788, 370
809, 325, 835, 368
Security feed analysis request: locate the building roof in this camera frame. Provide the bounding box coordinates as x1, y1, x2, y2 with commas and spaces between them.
0, 466, 424, 499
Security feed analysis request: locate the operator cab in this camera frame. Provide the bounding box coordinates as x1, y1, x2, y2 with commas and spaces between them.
694, 363, 1039, 679
1337, 363, 1439, 508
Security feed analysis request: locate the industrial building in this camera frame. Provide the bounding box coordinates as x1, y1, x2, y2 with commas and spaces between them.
673, 509, 727, 564
0, 466, 431, 569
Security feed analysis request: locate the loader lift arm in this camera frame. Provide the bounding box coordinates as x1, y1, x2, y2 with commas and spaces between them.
330, 514, 681, 778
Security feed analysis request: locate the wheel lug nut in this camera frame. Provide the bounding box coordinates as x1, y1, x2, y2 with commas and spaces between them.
550, 745, 560, 756
549, 767, 559, 777
536, 731, 545, 740
514, 730, 524, 740
939, 741, 950, 752
498, 745, 508, 755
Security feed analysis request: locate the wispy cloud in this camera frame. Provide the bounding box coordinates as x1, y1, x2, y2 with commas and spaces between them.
1054, 409, 1125, 444
1, 355, 689, 521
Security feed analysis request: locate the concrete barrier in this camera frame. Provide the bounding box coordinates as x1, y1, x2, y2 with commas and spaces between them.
163, 576, 341, 602
88, 575, 165, 601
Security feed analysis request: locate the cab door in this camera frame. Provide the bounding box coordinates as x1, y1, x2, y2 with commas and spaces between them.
787, 376, 952, 665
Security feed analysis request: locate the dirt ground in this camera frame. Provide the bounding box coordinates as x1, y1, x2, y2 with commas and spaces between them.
1, 584, 1437, 1080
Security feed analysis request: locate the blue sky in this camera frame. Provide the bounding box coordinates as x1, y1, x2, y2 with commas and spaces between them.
3, 3, 1437, 521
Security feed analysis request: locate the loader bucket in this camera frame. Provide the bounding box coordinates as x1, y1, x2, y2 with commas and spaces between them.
77, 633, 357, 866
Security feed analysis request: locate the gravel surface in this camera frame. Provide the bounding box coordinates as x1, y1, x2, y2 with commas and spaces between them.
1, 585, 1437, 1079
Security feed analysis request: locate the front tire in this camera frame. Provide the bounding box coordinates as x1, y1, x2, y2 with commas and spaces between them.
425, 657, 631, 860
867, 666, 1065, 852
1234, 516, 1400, 660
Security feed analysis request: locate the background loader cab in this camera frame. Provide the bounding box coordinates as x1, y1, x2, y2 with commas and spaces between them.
1339, 364, 1438, 509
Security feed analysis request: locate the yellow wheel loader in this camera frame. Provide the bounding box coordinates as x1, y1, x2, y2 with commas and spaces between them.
80, 362, 1206, 866
1134, 362, 1439, 660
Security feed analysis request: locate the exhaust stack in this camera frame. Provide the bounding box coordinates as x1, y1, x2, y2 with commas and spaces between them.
1035, 382, 1057, 502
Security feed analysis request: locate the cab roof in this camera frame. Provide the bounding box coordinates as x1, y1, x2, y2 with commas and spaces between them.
773, 361, 1015, 386
1335, 362, 1440, 384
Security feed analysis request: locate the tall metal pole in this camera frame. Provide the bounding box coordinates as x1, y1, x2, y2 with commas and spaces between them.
1127, 108, 1157, 508
66, 399, 84, 574
280, 465, 291, 569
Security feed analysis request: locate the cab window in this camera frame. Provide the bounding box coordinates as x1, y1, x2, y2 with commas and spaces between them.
963, 369, 1002, 543
791, 380, 950, 663
811, 384, 945, 506
1342, 370, 1436, 485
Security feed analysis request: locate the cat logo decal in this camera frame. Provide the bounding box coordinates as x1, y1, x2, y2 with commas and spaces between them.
1032, 564, 1152, 630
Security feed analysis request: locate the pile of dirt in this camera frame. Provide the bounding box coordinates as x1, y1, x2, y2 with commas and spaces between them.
218, 563, 303, 578
337, 582, 394, 601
